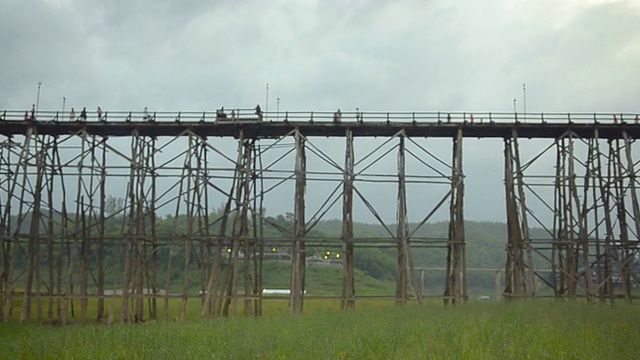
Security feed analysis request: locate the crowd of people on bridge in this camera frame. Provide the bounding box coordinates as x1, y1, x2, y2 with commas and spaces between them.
215, 105, 263, 122
14, 104, 640, 125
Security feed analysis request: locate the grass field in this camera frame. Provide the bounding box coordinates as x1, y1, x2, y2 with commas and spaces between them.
1, 301, 639, 359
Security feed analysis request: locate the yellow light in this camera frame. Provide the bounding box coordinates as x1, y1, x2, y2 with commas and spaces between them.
335, 253, 341, 258
227, 248, 232, 253
323, 255, 328, 260
326, 251, 331, 255
271, 247, 277, 252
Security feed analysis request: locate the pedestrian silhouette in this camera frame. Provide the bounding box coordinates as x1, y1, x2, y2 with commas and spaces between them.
30, 104, 36, 122
255, 104, 263, 121
333, 109, 342, 123
143, 107, 151, 121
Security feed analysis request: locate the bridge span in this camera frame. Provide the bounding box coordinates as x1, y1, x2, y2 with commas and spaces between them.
2, 109, 640, 139
1, 109, 639, 323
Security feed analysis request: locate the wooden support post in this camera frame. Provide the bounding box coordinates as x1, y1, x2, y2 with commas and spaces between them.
503, 137, 515, 297
512, 130, 536, 297
622, 131, 640, 260
454, 128, 466, 304
565, 135, 578, 299
45, 136, 55, 322
252, 140, 265, 317
224, 132, 247, 317
591, 129, 606, 302
503, 128, 535, 299
149, 137, 158, 321
242, 141, 253, 316
7, 130, 34, 321
121, 132, 138, 323
134, 137, 145, 322
179, 134, 197, 321
613, 136, 634, 301
622, 132, 640, 302
445, 128, 465, 304
342, 129, 355, 310
577, 138, 595, 302
97, 137, 107, 321
552, 139, 564, 297
21, 138, 45, 322
218, 132, 245, 318
600, 141, 617, 302
396, 135, 408, 306
290, 129, 306, 314
0, 133, 28, 322
192, 136, 209, 319
76, 134, 88, 324
0, 144, 9, 321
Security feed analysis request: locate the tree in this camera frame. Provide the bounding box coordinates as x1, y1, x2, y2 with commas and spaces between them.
105, 195, 125, 216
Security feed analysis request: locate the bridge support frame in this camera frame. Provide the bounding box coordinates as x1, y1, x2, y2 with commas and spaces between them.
503, 128, 640, 302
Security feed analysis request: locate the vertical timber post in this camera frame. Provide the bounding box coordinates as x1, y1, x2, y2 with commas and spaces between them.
290, 129, 306, 314
341, 129, 355, 310
591, 129, 607, 302
565, 134, 578, 299
21, 132, 45, 322
97, 136, 107, 321
445, 127, 465, 304
252, 141, 265, 317
241, 140, 253, 316
622, 132, 640, 302
612, 136, 634, 301
513, 130, 536, 297
576, 136, 595, 302
503, 129, 530, 299
395, 135, 408, 306
1, 129, 33, 321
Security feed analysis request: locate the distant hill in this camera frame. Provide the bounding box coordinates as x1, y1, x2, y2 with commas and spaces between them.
312, 219, 510, 268
5, 209, 545, 296
310, 219, 555, 296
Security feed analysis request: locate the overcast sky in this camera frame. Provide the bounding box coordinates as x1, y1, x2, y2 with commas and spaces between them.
1, 0, 639, 223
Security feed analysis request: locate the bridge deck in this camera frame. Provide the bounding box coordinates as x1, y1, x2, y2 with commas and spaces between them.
2, 120, 640, 140
1, 110, 639, 139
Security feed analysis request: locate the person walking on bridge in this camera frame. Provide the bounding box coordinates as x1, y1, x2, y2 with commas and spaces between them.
143, 107, 152, 121
97, 106, 103, 122
30, 104, 36, 122
69, 108, 75, 121
333, 109, 342, 123
80, 107, 87, 121
255, 104, 263, 121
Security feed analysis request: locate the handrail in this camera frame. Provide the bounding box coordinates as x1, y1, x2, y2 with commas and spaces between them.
0, 109, 638, 125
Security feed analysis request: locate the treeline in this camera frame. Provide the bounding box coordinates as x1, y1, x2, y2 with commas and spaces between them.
9, 197, 527, 295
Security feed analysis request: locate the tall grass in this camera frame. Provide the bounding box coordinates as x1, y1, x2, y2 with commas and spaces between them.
1, 301, 639, 359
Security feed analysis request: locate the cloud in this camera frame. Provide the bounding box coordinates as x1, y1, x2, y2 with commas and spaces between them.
3, 0, 638, 111
0, 0, 638, 221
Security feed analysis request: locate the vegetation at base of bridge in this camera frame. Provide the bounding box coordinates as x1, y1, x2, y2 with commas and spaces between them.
10, 199, 538, 297
1, 301, 639, 359
13, 197, 639, 299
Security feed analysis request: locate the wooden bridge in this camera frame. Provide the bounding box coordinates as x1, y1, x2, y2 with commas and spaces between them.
1, 109, 639, 323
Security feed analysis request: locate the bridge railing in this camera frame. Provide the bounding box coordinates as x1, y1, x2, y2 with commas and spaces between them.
1, 109, 638, 125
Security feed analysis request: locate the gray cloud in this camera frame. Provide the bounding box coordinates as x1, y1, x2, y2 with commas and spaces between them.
1, 0, 638, 221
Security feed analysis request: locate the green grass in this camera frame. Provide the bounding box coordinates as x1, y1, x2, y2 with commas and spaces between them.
1, 301, 639, 359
